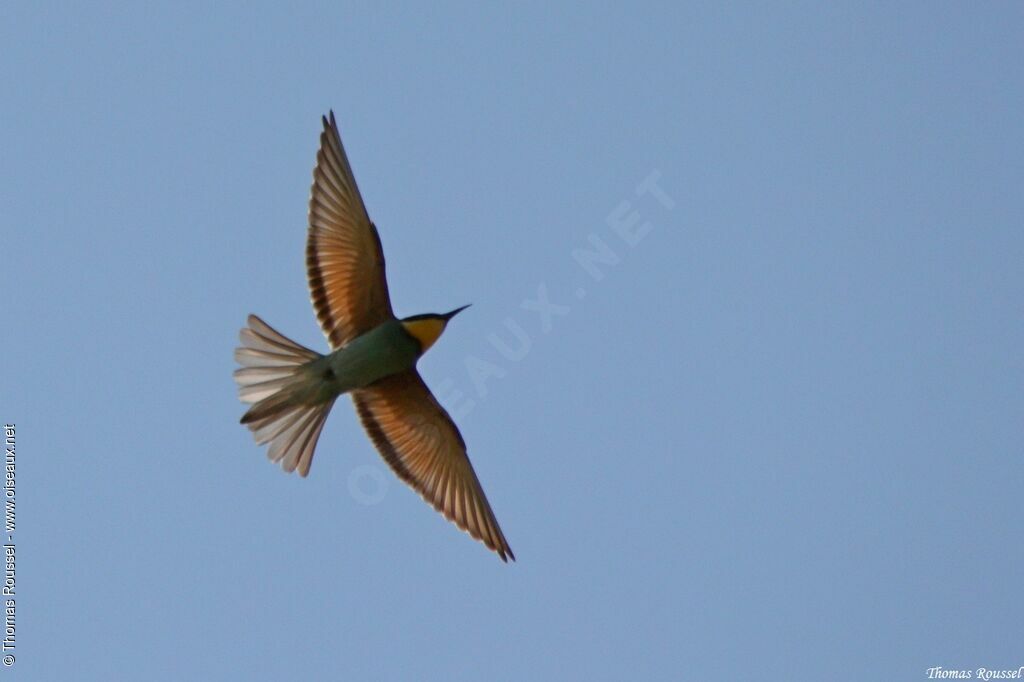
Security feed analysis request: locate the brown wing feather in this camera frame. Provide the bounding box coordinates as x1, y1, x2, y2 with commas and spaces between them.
307, 111, 393, 349
352, 371, 515, 561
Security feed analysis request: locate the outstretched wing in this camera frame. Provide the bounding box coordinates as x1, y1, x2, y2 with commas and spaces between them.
307, 111, 394, 349
352, 371, 515, 561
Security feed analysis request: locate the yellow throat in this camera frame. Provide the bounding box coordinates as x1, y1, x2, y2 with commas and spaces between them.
401, 318, 446, 353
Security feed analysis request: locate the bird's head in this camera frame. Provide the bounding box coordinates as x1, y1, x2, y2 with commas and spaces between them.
400, 304, 471, 354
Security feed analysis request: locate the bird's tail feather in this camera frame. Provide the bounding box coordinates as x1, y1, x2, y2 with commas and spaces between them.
234, 314, 335, 477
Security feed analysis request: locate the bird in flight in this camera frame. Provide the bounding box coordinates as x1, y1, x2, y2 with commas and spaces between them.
235, 111, 514, 561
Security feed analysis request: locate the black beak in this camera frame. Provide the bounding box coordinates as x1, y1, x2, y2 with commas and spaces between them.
443, 304, 472, 321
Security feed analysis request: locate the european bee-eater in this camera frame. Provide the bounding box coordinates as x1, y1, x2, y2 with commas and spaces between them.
235, 111, 514, 561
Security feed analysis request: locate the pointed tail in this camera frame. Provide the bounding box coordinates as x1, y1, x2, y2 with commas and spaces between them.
234, 314, 335, 477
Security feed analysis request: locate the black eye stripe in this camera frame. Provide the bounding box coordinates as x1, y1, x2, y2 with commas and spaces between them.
402, 313, 444, 322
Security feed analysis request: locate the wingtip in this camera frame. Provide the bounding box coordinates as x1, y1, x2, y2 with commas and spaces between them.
321, 110, 340, 138
499, 545, 515, 563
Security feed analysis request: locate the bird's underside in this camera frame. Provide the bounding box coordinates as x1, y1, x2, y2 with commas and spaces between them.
235, 111, 514, 561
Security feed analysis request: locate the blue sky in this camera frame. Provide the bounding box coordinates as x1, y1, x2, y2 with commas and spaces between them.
3, 3, 1023, 680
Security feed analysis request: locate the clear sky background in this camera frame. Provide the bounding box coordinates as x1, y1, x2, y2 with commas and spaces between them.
3, 3, 1023, 680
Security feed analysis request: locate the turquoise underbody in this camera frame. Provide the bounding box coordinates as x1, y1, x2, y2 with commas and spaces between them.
301, 319, 421, 404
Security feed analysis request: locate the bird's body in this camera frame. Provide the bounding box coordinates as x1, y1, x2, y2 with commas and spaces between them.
317, 320, 424, 396
240, 315, 460, 419
234, 111, 514, 561
323, 318, 421, 390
